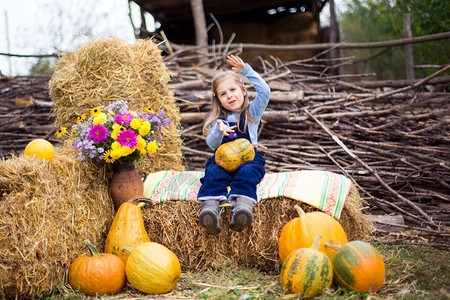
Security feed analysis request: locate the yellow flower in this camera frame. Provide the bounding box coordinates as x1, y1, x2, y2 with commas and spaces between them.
139, 121, 151, 136
110, 148, 122, 159
103, 150, 115, 163
139, 148, 147, 155
145, 107, 154, 114
111, 124, 125, 140
130, 118, 143, 130
107, 110, 115, 116
120, 146, 134, 157
76, 114, 87, 123
92, 112, 107, 125
70, 130, 77, 136
56, 127, 67, 138
136, 136, 146, 151
111, 141, 121, 151
90, 106, 102, 116
146, 141, 157, 154
111, 144, 134, 158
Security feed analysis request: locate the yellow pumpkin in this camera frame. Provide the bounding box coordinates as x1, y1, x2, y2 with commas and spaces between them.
24, 138, 55, 161
123, 242, 181, 295
69, 240, 125, 296
105, 199, 151, 265
278, 205, 348, 263
215, 138, 256, 172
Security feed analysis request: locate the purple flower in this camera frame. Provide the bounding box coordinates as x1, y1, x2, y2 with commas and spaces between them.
115, 112, 134, 125
89, 124, 108, 143
117, 129, 138, 149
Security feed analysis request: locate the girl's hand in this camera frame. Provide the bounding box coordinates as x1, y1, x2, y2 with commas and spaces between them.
217, 120, 237, 136
226, 55, 245, 73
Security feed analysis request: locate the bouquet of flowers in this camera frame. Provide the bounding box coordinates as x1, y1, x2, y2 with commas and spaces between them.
56, 100, 171, 164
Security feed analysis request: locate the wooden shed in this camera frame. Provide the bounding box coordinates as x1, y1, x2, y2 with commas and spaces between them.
132, 0, 335, 61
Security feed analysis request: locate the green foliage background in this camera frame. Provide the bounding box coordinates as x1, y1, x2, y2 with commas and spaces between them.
339, 0, 449, 79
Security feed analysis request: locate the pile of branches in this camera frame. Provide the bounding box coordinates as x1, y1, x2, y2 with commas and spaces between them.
0, 45, 448, 248
0, 75, 56, 157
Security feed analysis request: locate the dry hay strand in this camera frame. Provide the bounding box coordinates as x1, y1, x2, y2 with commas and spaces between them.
48, 37, 184, 173
142, 185, 372, 272
0, 143, 114, 298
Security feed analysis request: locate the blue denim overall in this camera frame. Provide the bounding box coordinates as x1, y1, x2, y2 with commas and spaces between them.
198, 117, 266, 205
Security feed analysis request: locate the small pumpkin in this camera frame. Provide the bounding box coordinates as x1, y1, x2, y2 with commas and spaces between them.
105, 198, 151, 265
69, 240, 125, 296
280, 234, 333, 297
326, 240, 385, 293
24, 138, 55, 161
278, 205, 348, 263
215, 138, 256, 172
123, 242, 181, 295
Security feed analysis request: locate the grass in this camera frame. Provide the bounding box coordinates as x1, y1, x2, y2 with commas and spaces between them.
42, 243, 449, 300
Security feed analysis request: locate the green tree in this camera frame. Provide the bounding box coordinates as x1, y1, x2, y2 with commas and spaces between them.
29, 58, 54, 75
339, 0, 449, 79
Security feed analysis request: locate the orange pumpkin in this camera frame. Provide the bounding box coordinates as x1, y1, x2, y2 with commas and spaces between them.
327, 240, 385, 293
69, 240, 125, 296
215, 138, 255, 172
105, 198, 151, 265
278, 205, 348, 263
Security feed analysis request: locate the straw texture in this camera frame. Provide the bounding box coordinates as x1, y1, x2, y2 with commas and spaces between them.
141, 185, 372, 272
0, 144, 113, 298
48, 37, 184, 172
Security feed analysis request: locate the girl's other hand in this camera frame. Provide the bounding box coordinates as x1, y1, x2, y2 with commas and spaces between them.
226, 55, 245, 73
217, 120, 237, 136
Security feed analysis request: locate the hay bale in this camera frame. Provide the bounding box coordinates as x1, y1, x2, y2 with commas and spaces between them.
0, 37, 187, 298
142, 185, 373, 272
48, 37, 184, 172
0, 144, 114, 298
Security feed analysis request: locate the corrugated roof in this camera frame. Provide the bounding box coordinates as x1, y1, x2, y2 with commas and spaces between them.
133, 0, 327, 23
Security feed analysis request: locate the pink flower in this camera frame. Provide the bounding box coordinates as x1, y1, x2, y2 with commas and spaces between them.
115, 112, 134, 125
89, 124, 108, 143
116, 129, 138, 148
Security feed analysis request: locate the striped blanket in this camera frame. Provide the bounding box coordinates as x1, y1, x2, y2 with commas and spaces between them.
143, 170, 352, 219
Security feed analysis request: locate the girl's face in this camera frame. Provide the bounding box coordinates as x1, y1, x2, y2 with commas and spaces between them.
215, 76, 246, 112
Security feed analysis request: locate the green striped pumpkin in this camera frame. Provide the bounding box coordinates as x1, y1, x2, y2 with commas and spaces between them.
215, 138, 255, 172
330, 241, 385, 293
280, 234, 333, 297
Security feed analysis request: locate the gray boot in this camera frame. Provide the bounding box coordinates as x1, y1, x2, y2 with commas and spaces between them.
198, 200, 221, 235
229, 197, 255, 232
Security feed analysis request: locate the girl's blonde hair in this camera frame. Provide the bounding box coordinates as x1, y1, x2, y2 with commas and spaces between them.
202, 71, 256, 136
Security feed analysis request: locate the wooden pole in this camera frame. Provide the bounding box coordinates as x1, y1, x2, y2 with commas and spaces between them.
403, 13, 414, 80
329, 0, 341, 75
190, 0, 208, 48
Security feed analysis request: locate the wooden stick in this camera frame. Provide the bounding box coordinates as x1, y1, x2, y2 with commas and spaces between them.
304, 108, 436, 226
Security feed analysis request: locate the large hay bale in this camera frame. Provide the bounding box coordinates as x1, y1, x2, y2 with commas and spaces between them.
142, 185, 373, 272
48, 37, 184, 172
0, 144, 114, 298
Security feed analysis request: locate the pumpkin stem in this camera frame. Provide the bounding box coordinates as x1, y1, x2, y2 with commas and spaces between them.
254, 143, 267, 149
311, 234, 322, 251
129, 196, 153, 206
121, 246, 134, 254
84, 239, 101, 257
324, 240, 341, 251
294, 204, 306, 216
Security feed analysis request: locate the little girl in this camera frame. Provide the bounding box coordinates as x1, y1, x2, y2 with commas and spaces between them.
197, 55, 270, 234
